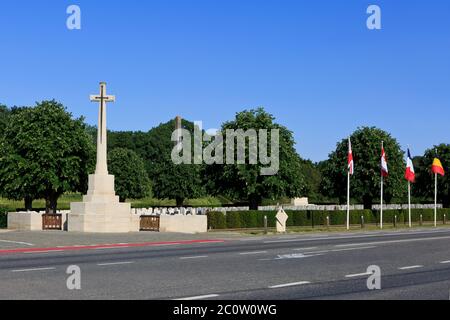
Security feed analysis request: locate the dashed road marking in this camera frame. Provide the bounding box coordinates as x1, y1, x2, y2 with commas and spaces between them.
345, 272, 372, 278
440, 260, 450, 264
175, 294, 219, 300
97, 261, 134, 266
180, 256, 208, 260
12, 267, 56, 273
331, 246, 377, 252
293, 247, 318, 251
269, 281, 311, 289
398, 265, 424, 270
239, 251, 267, 255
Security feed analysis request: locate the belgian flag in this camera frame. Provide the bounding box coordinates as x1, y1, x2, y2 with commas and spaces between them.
432, 158, 445, 176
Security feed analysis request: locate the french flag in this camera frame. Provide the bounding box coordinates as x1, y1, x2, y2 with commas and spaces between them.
381, 147, 389, 177
405, 149, 416, 183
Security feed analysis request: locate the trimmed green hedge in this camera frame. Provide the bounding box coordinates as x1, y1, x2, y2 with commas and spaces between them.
0, 209, 8, 229
207, 209, 450, 230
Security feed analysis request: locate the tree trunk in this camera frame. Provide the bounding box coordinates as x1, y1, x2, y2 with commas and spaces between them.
45, 193, 59, 214
176, 197, 184, 207
24, 196, 33, 211
362, 195, 373, 210
248, 194, 262, 211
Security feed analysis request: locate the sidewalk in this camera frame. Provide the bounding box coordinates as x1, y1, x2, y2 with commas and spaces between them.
1, 226, 449, 251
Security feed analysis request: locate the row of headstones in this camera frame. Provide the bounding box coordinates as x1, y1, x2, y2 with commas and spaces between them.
133, 207, 209, 216
371, 203, 443, 210
210, 203, 443, 212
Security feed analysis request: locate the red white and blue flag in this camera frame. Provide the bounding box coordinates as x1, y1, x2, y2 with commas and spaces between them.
381, 147, 389, 177
405, 149, 416, 183
348, 138, 354, 175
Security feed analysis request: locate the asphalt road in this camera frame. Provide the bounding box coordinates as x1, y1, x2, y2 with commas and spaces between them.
1, 228, 450, 300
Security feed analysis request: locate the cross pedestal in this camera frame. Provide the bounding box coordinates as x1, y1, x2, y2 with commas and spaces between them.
69, 82, 139, 233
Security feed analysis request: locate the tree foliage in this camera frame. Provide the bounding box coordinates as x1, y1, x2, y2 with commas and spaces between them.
204, 108, 306, 210
108, 148, 151, 202
0, 104, 10, 137
109, 119, 205, 206
0, 100, 95, 212
414, 144, 450, 207
320, 127, 405, 209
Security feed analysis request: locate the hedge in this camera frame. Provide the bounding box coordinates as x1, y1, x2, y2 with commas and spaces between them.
206, 209, 450, 230
0, 209, 7, 229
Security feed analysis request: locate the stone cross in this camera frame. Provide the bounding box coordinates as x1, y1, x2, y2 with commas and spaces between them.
90, 82, 115, 175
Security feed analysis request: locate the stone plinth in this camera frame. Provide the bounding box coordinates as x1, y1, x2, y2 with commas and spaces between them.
159, 215, 207, 234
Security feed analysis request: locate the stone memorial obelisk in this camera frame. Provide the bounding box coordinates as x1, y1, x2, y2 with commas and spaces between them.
69, 82, 139, 233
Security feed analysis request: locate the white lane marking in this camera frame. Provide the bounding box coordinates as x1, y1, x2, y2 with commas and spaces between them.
302, 250, 330, 255
24, 250, 64, 254
398, 265, 424, 270
269, 281, 311, 289
175, 294, 219, 301
331, 246, 377, 252
440, 260, 450, 264
0, 240, 34, 246
97, 261, 134, 266
12, 267, 56, 273
293, 247, 318, 251
335, 243, 380, 248
180, 256, 208, 260
345, 272, 372, 278
239, 251, 268, 255
263, 230, 450, 244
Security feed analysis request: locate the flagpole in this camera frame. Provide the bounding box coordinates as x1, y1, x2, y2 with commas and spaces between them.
381, 174, 383, 229
434, 172, 438, 228
347, 170, 350, 231
408, 181, 412, 228
380, 141, 384, 230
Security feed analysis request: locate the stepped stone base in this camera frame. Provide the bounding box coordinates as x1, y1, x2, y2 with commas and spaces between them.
68, 174, 139, 233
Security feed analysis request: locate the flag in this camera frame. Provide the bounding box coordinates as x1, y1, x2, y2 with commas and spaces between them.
432, 158, 445, 176
405, 149, 415, 182
381, 147, 388, 177
348, 138, 354, 175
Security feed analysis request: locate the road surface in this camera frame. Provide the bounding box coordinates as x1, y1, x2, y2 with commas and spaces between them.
1, 228, 450, 300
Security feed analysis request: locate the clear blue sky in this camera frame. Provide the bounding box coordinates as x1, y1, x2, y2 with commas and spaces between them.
0, 0, 449, 162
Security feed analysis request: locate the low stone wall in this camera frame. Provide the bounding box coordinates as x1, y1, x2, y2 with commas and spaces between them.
7, 210, 207, 234
159, 215, 207, 234
8, 212, 43, 231
8, 211, 70, 231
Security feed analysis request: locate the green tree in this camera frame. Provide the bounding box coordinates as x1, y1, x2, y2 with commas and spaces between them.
108, 148, 151, 202
205, 108, 306, 210
146, 119, 205, 206
0, 104, 10, 137
0, 100, 95, 212
415, 144, 450, 207
320, 127, 405, 209
300, 159, 325, 203
105, 119, 206, 206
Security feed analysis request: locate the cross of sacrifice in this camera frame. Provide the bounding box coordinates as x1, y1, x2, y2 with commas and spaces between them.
90, 82, 115, 175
